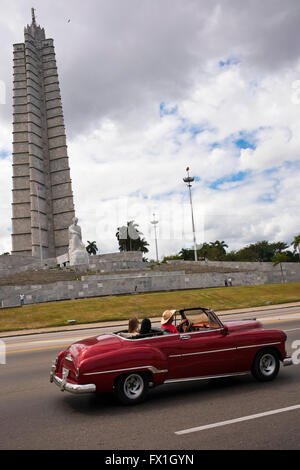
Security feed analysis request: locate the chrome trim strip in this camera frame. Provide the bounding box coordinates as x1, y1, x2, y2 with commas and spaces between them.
49, 362, 56, 382
52, 374, 96, 394
237, 342, 281, 350
83, 365, 168, 376
169, 347, 236, 358
169, 342, 281, 359
164, 372, 249, 384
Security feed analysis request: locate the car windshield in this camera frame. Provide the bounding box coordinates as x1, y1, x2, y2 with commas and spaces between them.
175, 309, 221, 330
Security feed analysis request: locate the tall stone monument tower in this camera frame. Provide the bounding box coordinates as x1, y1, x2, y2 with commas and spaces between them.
11, 9, 75, 259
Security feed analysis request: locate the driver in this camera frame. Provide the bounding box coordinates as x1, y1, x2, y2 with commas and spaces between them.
161, 310, 189, 333
161, 310, 178, 333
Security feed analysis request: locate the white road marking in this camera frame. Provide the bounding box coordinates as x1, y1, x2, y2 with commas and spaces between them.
6, 336, 90, 348
258, 314, 300, 322
175, 404, 300, 435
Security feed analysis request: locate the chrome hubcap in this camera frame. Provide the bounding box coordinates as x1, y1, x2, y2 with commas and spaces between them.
260, 353, 276, 376
124, 374, 144, 400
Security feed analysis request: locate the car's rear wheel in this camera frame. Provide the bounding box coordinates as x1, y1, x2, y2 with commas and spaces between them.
114, 372, 149, 405
251, 348, 280, 382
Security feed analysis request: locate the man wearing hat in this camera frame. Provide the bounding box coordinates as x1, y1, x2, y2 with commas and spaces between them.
161, 310, 184, 334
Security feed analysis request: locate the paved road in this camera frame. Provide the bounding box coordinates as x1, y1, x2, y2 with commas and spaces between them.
0, 307, 299, 450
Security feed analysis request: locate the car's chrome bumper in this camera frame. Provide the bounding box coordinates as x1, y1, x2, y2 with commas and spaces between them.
283, 357, 293, 367
50, 364, 96, 394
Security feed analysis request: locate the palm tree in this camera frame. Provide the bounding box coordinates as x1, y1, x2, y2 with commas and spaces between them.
209, 240, 228, 259
292, 234, 300, 259
86, 241, 98, 255
272, 252, 288, 283
116, 221, 149, 253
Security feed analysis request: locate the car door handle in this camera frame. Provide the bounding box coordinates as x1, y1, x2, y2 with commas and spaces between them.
180, 334, 191, 340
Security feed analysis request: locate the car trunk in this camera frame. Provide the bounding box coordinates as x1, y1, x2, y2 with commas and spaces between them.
62, 334, 123, 375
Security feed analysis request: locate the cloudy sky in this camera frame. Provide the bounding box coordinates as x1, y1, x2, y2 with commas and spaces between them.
0, 0, 300, 260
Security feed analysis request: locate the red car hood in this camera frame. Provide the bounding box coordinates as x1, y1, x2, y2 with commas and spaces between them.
67, 334, 123, 364
223, 319, 263, 333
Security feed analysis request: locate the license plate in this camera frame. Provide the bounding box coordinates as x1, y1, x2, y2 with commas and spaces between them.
62, 368, 69, 380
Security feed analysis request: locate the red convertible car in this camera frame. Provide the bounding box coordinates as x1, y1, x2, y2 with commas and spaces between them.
50, 307, 292, 405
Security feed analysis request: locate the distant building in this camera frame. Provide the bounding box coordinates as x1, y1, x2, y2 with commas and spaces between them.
11, 8, 75, 258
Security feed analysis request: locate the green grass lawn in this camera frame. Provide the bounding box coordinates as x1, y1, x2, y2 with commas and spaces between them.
1, 282, 300, 333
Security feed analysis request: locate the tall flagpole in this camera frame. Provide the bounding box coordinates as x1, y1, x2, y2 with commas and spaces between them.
183, 167, 197, 262
151, 213, 159, 262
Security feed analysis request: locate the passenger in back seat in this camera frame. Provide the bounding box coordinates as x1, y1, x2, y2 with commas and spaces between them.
127, 317, 140, 336
140, 318, 152, 335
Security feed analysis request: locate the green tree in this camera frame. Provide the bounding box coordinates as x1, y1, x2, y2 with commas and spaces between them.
272, 252, 288, 283
161, 254, 183, 263
179, 248, 196, 260
250, 241, 276, 262
292, 234, 300, 259
209, 240, 228, 260
233, 246, 259, 261
116, 221, 149, 253
86, 241, 98, 255
178, 241, 228, 261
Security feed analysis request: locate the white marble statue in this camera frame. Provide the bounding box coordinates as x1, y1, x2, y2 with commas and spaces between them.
68, 217, 89, 266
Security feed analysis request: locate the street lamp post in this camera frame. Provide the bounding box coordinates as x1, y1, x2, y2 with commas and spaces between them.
183, 167, 197, 262
150, 213, 159, 263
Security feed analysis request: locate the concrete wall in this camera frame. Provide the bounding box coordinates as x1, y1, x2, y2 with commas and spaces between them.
0, 271, 185, 307
0, 255, 58, 278
87, 251, 146, 272
0, 254, 38, 269
166, 260, 294, 272
0, 252, 146, 278
1, 262, 300, 308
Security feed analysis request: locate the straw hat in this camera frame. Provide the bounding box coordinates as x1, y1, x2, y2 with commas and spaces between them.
161, 310, 176, 325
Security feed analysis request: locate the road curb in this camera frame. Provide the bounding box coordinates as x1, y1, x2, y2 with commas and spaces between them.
1, 301, 300, 339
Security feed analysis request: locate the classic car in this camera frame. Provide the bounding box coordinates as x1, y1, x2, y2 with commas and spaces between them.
50, 307, 293, 405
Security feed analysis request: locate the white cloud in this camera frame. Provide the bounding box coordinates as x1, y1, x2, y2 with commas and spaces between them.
0, 1, 300, 260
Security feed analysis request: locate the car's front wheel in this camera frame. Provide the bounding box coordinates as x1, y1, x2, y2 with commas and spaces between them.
251, 348, 280, 382
114, 372, 149, 405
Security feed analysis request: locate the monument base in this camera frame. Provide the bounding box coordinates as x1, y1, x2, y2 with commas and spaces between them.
69, 249, 89, 266
56, 250, 90, 267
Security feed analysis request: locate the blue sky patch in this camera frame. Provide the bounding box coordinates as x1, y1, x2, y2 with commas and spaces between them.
129, 190, 148, 200
219, 56, 241, 68
234, 130, 257, 150
175, 118, 214, 142
160, 102, 178, 118
209, 142, 221, 150
209, 130, 258, 153
282, 160, 300, 171
258, 193, 276, 203
209, 171, 250, 190
0, 150, 9, 159
234, 138, 256, 150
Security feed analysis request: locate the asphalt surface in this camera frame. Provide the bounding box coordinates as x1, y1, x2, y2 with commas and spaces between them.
0, 306, 299, 450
